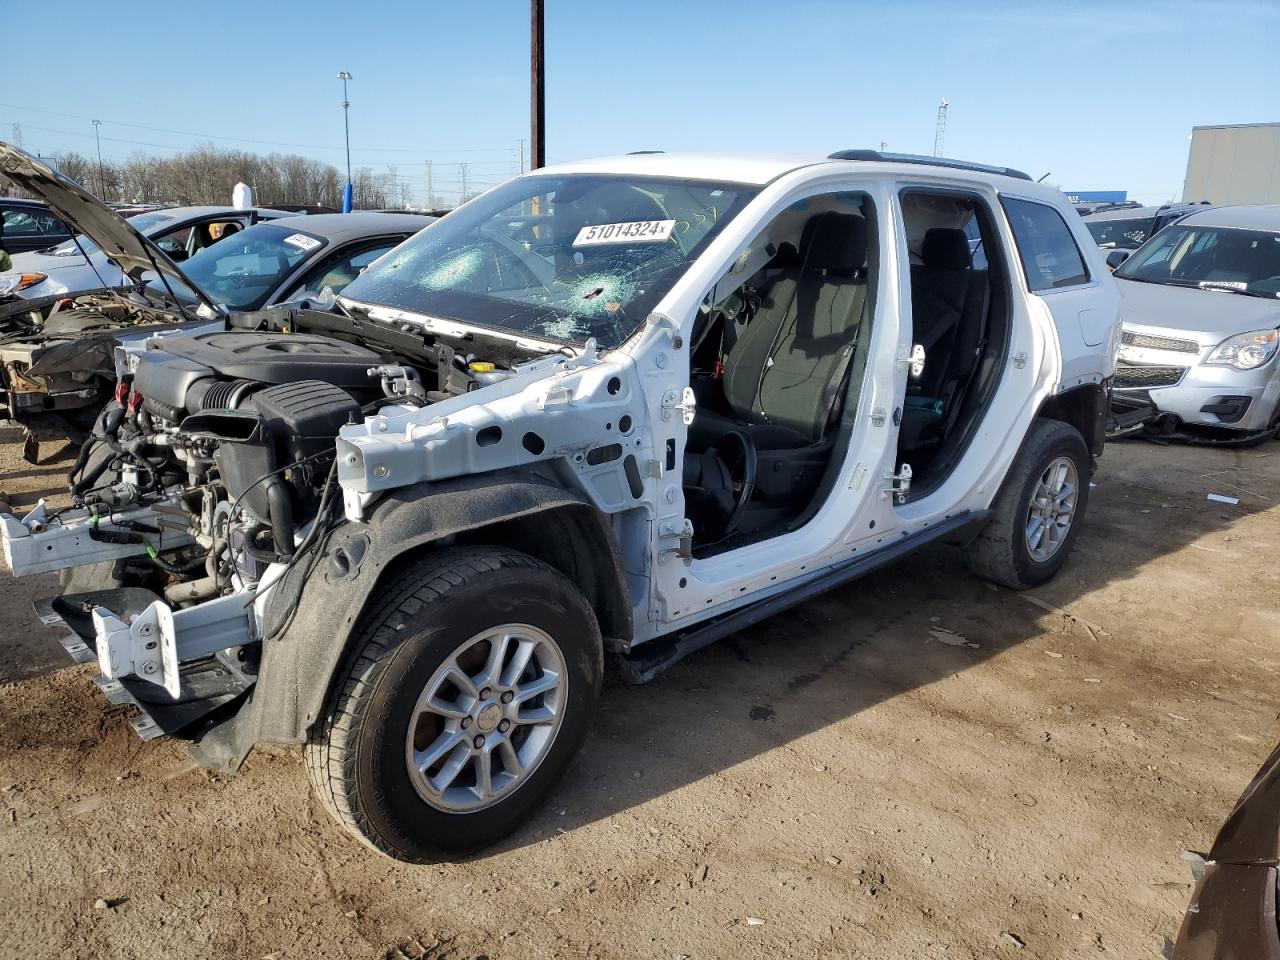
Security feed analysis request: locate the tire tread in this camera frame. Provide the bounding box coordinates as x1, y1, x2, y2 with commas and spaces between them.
304, 547, 551, 860
965, 418, 1090, 590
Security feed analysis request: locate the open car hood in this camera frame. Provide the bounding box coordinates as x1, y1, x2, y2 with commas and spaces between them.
0, 143, 220, 315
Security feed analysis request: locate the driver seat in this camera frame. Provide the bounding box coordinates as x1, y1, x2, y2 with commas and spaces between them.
721, 211, 869, 444
692, 212, 868, 502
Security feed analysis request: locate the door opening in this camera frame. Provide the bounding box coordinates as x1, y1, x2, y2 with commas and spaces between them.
681, 191, 878, 556
895, 189, 1011, 497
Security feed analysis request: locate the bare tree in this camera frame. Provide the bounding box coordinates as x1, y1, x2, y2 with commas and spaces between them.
1, 145, 369, 209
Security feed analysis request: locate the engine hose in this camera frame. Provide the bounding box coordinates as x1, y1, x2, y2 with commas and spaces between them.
263, 477, 295, 559
164, 575, 221, 605
150, 550, 209, 575
68, 405, 126, 493
70, 447, 117, 497
206, 533, 228, 580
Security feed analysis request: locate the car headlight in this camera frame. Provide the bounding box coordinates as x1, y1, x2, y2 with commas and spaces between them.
0, 273, 48, 297
1204, 329, 1279, 370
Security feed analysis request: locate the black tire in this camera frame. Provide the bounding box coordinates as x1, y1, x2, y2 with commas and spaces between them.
965, 418, 1091, 589
305, 546, 603, 862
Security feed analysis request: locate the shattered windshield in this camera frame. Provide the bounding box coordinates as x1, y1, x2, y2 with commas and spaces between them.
1115, 224, 1280, 296
50, 211, 177, 257
338, 173, 758, 346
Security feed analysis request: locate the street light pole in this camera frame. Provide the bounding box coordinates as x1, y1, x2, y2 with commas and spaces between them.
91, 120, 105, 198
337, 71, 353, 211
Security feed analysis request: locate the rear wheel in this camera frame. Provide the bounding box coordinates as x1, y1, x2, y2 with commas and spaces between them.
966, 418, 1090, 589
305, 546, 603, 862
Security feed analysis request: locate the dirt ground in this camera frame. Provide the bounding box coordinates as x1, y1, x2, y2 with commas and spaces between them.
0, 430, 1276, 960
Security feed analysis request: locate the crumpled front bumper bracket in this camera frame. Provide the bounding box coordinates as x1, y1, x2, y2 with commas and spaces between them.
37, 596, 256, 743
93, 593, 256, 699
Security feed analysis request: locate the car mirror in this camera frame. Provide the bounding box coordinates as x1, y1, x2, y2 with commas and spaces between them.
1105, 250, 1130, 271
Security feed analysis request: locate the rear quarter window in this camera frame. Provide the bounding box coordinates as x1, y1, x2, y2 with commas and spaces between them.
1002, 197, 1090, 291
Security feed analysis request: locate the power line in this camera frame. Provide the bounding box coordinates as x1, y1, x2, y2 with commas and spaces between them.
0, 102, 519, 154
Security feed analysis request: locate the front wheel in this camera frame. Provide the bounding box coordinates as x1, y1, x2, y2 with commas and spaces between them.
305, 546, 603, 862
965, 418, 1091, 589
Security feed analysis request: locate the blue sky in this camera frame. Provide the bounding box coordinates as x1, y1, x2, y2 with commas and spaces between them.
4, 0, 1277, 205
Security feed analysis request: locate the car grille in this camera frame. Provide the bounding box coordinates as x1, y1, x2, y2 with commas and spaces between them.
1121, 330, 1200, 354
1115, 363, 1186, 389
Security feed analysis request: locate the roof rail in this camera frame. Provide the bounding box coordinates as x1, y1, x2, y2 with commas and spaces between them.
827, 149, 1032, 182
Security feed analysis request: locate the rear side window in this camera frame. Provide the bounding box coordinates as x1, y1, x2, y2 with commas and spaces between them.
2, 206, 68, 238
1002, 197, 1090, 291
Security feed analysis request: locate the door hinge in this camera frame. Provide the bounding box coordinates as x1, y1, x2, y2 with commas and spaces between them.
661, 387, 697, 425
658, 518, 694, 563
881, 462, 913, 503
1013, 351, 1028, 369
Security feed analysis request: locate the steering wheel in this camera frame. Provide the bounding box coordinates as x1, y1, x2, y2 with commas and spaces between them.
710, 429, 757, 540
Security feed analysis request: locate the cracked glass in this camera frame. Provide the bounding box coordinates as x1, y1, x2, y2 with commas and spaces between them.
339, 174, 759, 347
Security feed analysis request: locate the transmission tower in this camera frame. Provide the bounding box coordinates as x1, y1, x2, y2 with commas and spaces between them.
10, 124, 21, 148
459, 163, 470, 203
425, 161, 434, 209
933, 98, 949, 157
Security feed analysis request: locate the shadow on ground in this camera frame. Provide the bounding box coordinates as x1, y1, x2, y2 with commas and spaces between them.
480, 438, 1276, 855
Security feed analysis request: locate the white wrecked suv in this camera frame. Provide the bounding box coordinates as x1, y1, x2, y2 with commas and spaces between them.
1, 147, 1120, 861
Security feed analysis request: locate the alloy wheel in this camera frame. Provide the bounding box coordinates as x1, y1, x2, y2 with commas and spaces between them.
1025, 455, 1078, 563
405, 624, 567, 813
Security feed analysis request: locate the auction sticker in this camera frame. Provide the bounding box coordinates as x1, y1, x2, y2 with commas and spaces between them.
282, 233, 322, 251
573, 219, 675, 247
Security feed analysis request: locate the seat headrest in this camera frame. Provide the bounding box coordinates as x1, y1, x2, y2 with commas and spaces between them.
922, 227, 972, 271
799, 212, 868, 278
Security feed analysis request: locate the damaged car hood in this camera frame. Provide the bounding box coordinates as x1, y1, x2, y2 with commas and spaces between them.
0, 143, 219, 315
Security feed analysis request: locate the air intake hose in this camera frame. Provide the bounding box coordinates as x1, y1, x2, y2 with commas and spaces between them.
262, 476, 295, 559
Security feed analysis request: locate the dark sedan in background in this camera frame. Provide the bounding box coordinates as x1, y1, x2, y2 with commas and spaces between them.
0, 197, 72, 255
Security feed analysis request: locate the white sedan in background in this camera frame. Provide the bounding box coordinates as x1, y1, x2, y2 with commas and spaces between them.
1111, 205, 1280, 443
0, 205, 291, 300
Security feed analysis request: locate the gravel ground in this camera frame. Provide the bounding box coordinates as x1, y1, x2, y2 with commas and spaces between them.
0, 434, 1276, 959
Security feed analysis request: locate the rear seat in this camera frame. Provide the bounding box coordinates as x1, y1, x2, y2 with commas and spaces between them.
900, 227, 988, 453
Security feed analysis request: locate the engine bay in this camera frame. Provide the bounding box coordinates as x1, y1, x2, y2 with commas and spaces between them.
18, 308, 542, 698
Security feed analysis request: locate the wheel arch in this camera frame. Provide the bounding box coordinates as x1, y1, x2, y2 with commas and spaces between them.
1035, 381, 1109, 457
188, 471, 632, 773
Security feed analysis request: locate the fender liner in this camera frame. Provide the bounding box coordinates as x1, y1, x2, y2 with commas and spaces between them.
1038, 381, 1110, 457
188, 470, 632, 772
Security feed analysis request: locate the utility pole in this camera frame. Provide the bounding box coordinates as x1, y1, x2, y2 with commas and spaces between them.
459, 163, 470, 203
10, 124, 21, 148
878, 140, 888, 152
531, 0, 545, 170
91, 120, 105, 198
933, 98, 949, 158
337, 71, 354, 211
425, 160, 434, 209
518, 139, 526, 174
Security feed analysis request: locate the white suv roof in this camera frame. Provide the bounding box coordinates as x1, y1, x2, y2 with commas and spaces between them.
536, 151, 1042, 192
